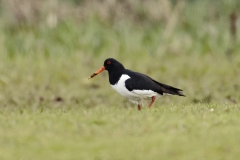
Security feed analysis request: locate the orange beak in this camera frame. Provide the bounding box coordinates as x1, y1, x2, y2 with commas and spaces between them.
88, 66, 105, 79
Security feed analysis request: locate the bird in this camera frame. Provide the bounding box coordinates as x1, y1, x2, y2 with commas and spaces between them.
88, 58, 185, 110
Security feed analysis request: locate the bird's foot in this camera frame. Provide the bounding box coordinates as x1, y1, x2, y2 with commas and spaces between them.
148, 96, 156, 108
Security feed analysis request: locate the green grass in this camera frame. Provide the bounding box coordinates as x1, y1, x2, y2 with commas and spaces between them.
0, 0, 240, 159
0, 104, 240, 160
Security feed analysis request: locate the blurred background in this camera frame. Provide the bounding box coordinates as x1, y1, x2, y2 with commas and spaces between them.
0, 0, 240, 109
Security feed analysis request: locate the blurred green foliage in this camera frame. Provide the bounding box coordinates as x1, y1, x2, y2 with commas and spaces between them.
0, 0, 239, 107
1, 0, 239, 57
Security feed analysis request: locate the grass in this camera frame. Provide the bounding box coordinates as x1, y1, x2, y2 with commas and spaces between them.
0, 104, 240, 160
0, 0, 240, 159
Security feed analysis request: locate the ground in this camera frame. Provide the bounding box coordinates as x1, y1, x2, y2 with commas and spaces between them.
0, 104, 240, 160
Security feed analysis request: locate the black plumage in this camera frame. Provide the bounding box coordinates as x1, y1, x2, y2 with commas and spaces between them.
89, 58, 185, 110
104, 58, 184, 97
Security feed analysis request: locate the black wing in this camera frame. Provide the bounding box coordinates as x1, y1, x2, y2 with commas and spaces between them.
124, 70, 185, 96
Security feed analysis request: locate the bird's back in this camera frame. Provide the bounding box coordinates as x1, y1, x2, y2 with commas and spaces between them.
124, 69, 184, 96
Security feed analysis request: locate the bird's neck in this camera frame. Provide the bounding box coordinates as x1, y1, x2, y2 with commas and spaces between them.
108, 68, 124, 85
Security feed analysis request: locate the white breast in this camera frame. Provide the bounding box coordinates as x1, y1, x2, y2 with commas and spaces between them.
111, 74, 137, 98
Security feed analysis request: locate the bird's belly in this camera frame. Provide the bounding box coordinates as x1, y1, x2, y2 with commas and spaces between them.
111, 84, 159, 100
111, 84, 138, 99
132, 90, 159, 98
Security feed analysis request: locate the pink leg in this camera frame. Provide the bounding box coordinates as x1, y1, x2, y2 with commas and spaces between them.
148, 96, 156, 108
137, 104, 141, 111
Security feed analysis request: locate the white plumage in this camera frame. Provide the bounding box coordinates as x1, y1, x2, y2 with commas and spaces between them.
111, 74, 159, 104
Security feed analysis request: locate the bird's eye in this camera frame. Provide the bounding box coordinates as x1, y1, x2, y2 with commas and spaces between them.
107, 61, 111, 64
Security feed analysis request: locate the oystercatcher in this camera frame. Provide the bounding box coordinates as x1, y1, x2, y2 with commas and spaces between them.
88, 58, 184, 110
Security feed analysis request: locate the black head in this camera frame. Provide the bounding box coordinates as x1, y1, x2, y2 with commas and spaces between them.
103, 58, 125, 72
88, 58, 125, 79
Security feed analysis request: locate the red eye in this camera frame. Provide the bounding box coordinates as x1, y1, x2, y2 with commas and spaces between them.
107, 61, 111, 64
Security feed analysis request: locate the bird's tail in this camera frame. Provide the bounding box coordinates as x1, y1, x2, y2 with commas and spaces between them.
160, 83, 185, 96
152, 79, 185, 96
